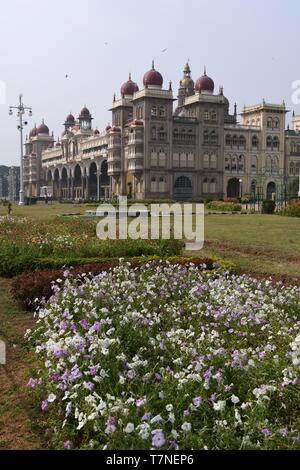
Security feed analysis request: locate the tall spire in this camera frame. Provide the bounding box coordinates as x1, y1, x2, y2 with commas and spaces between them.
204, 65, 207, 75
129, 72, 131, 81
152, 59, 155, 69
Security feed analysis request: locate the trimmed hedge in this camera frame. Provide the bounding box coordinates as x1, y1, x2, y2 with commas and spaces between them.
0, 239, 183, 277
280, 200, 300, 218
206, 201, 242, 212
10, 256, 236, 311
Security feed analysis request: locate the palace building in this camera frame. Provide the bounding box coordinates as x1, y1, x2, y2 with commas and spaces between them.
23, 62, 300, 201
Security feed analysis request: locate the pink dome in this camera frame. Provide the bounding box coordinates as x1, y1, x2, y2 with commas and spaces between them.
94, 128, 100, 135
106, 124, 112, 132
121, 74, 139, 96
195, 69, 214, 93
37, 121, 49, 135
143, 61, 163, 88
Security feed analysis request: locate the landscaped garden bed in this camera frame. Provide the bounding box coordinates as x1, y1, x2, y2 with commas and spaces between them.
25, 261, 300, 450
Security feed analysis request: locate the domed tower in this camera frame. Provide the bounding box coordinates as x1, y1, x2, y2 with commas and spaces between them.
195, 67, 215, 95
121, 73, 139, 98
177, 62, 195, 108
64, 113, 75, 131
78, 106, 93, 130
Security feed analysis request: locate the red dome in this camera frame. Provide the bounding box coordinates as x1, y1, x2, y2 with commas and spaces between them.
106, 124, 112, 132
66, 113, 75, 123
121, 74, 139, 96
80, 106, 91, 117
195, 70, 214, 93
109, 126, 121, 133
37, 121, 49, 135
143, 61, 163, 88
29, 126, 37, 138
94, 128, 100, 135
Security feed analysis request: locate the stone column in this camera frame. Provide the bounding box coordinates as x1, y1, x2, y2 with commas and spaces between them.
70, 177, 74, 200
97, 172, 100, 200
85, 175, 89, 200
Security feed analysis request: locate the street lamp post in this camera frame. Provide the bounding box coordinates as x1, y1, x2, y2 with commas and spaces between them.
9, 94, 32, 206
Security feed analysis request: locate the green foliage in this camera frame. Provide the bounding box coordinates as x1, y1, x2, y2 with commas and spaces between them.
262, 200, 276, 214
279, 200, 300, 218
207, 201, 242, 212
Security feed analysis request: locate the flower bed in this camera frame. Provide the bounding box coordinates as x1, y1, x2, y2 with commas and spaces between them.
26, 262, 300, 450
11, 256, 233, 311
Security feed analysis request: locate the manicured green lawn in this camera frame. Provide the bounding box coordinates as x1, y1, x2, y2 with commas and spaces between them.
1, 203, 299, 277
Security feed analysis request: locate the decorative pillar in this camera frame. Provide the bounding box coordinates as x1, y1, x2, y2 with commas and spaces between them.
97, 172, 100, 200
70, 177, 74, 200
85, 174, 89, 200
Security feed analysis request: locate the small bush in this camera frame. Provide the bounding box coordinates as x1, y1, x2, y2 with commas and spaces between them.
280, 199, 300, 217
262, 200, 276, 214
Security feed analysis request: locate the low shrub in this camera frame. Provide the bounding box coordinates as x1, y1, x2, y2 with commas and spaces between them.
262, 200, 276, 214
0, 238, 183, 277
206, 201, 242, 212
280, 200, 300, 217
11, 256, 233, 310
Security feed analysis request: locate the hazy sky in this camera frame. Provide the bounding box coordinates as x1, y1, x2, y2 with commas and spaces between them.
1, 0, 300, 165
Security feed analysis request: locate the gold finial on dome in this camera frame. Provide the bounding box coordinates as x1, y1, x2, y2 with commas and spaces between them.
152, 59, 155, 69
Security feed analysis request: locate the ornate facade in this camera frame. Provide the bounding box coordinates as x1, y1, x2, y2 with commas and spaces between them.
23, 62, 300, 201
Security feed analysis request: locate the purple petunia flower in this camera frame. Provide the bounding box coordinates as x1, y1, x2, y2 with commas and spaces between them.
279, 427, 289, 437
64, 440, 72, 450
41, 400, 48, 412
261, 428, 272, 437
152, 430, 165, 448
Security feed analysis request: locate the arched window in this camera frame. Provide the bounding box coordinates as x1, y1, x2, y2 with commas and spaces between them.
273, 118, 279, 128
239, 135, 246, 148
203, 154, 210, 169
187, 153, 194, 168
250, 180, 257, 195
159, 127, 166, 140
251, 155, 258, 173
151, 127, 157, 140
173, 128, 179, 140
225, 157, 230, 172
151, 150, 158, 167
296, 162, 300, 175
151, 177, 157, 192
158, 176, 166, 192
203, 178, 208, 193
159, 106, 166, 118
267, 118, 273, 129
273, 136, 279, 149
210, 178, 216, 193
210, 154, 217, 169
231, 156, 237, 172
290, 161, 295, 175
266, 136, 273, 148
232, 135, 238, 146
203, 130, 209, 144
238, 155, 245, 172
151, 106, 157, 117
252, 135, 258, 148
210, 131, 217, 145
158, 150, 166, 167
225, 134, 232, 147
